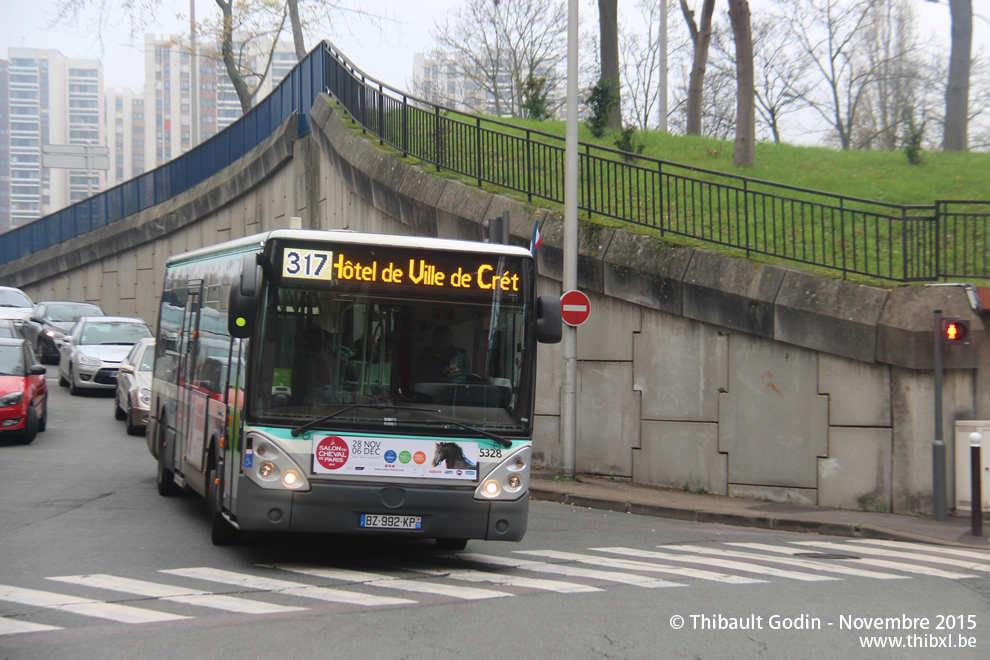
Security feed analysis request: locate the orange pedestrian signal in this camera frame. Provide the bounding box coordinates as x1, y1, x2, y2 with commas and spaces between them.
941, 318, 970, 344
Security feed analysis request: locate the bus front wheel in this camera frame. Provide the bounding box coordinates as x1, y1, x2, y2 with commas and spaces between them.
156, 423, 183, 497
207, 465, 242, 546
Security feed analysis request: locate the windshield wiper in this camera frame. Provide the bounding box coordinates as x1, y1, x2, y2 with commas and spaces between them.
290, 403, 441, 437
414, 415, 512, 448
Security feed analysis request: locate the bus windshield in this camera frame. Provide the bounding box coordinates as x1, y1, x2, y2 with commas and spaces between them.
248, 286, 535, 436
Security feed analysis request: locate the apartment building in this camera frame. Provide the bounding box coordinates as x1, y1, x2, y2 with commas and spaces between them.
1, 49, 105, 228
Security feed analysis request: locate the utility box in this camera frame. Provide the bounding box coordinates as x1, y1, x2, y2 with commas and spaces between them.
954, 420, 990, 513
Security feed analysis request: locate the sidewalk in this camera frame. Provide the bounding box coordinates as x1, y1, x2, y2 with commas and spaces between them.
529, 469, 990, 550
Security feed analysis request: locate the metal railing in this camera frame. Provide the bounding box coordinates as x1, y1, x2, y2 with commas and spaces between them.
324, 42, 988, 283
3, 39, 986, 284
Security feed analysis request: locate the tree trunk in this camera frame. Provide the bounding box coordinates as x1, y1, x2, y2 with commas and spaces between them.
216, 0, 254, 113
728, 0, 754, 167
599, 0, 622, 130
681, 0, 716, 136
944, 0, 972, 151
287, 0, 307, 60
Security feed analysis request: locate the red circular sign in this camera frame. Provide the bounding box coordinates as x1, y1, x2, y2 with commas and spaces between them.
560, 290, 591, 326
315, 436, 350, 470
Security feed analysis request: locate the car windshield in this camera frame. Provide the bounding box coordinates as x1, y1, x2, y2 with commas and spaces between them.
0, 290, 32, 308
0, 345, 25, 376
48, 304, 102, 323
80, 322, 152, 345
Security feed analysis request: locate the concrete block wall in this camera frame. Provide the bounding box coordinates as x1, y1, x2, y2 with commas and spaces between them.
2, 97, 986, 517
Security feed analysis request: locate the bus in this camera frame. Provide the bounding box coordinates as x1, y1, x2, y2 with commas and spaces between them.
148, 229, 561, 547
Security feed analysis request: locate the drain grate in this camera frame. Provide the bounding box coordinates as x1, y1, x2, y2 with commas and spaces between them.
793, 552, 861, 560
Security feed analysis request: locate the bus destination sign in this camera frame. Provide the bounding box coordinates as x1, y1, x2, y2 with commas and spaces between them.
280, 246, 523, 295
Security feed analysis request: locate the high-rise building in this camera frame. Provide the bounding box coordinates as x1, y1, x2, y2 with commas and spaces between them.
2, 48, 105, 227
105, 88, 147, 188
0, 59, 10, 232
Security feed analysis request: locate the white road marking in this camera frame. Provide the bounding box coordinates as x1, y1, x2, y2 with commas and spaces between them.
0, 584, 187, 624
457, 553, 686, 588
789, 542, 977, 579
721, 543, 911, 579
49, 574, 305, 614
267, 564, 510, 600
594, 547, 840, 582
162, 567, 417, 606
517, 549, 765, 584
0, 617, 62, 635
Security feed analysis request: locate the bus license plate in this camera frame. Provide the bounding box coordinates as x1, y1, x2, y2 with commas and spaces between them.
360, 514, 422, 530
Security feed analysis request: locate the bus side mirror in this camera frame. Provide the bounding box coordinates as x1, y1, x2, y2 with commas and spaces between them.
229, 253, 261, 338
536, 295, 562, 344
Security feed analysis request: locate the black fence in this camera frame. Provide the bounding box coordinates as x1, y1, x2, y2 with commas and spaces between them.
3, 40, 987, 285
324, 43, 988, 283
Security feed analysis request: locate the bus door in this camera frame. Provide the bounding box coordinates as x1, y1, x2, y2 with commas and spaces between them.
177, 282, 207, 473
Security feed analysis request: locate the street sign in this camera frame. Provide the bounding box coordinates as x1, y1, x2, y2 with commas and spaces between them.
560, 289, 591, 326
41, 144, 110, 170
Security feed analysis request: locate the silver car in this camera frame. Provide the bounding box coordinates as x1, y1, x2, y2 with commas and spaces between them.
114, 337, 154, 435
58, 316, 153, 395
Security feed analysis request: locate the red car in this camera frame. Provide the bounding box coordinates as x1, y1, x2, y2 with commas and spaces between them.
0, 337, 48, 444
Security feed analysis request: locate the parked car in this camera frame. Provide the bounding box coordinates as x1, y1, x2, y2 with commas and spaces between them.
0, 337, 48, 444
0, 286, 34, 326
20, 301, 106, 364
0, 319, 21, 338
114, 337, 154, 435
58, 316, 153, 395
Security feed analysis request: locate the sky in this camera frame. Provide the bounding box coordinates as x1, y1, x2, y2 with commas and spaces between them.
0, 0, 979, 137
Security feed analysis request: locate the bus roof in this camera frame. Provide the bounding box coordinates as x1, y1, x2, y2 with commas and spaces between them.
166, 228, 534, 268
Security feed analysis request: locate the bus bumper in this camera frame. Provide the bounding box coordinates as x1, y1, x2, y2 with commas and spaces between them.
231, 478, 529, 542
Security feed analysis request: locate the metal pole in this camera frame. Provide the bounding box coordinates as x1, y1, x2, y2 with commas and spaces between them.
190, 0, 199, 148
933, 310, 947, 520
658, 0, 668, 132
971, 432, 983, 537
561, 0, 579, 479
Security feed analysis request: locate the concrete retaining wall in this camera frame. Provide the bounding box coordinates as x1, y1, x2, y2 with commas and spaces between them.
1, 95, 986, 515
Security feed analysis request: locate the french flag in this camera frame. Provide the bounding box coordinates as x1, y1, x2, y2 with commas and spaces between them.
529, 221, 542, 256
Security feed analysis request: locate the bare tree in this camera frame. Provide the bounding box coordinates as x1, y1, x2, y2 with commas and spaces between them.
620, 0, 691, 130
50, 0, 392, 113
727, 0, 754, 166
598, 0, 622, 130
944, 0, 973, 150
783, 0, 882, 149
429, 0, 568, 118
749, 17, 808, 143
679, 0, 718, 135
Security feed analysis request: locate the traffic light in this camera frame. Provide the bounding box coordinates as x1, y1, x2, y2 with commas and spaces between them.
941, 318, 970, 345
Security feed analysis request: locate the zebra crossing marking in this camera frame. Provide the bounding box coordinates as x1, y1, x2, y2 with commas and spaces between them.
849, 539, 990, 562
789, 542, 978, 579
516, 549, 766, 585
49, 574, 306, 614
721, 543, 911, 579
267, 564, 511, 600
0, 583, 188, 624
590, 546, 839, 582
0, 618, 62, 635
790, 541, 990, 574
383, 562, 603, 594
161, 567, 417, 606
456, 552, 686, 588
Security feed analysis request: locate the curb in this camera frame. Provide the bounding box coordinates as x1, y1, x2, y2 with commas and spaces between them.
529, 486, 988, 550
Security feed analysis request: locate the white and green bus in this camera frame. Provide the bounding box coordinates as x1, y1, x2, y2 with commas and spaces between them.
148, 229, 561, 547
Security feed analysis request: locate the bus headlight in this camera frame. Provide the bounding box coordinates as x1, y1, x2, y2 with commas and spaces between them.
244, 433, 311, 492
474, 445, 531, 501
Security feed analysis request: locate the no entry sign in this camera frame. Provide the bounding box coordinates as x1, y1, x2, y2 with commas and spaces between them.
560, 290, 591, 326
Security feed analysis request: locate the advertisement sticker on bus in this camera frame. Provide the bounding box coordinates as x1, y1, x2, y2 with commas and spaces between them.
312, 435, 479, 481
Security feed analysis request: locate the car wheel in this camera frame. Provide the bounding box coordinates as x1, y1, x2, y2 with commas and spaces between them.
59, 370, 68, 387
115, 396, 126, 421
156, 420, 183, 497
18, 406, 39, 445
37, 397, 47, 433
69, 368, 81, 396
125, 408, 144, 436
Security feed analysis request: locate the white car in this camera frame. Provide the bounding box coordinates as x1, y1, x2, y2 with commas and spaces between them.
0, 286, 34, 327
58, 316, 153, 395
